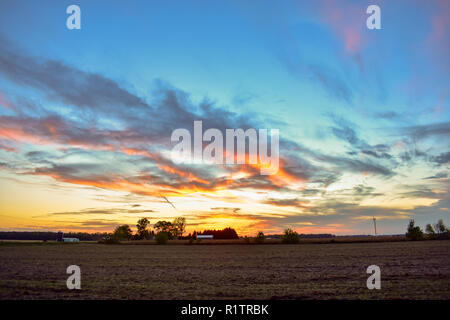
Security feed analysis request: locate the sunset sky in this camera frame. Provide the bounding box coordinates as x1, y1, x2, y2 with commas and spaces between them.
0, 0, 448, 236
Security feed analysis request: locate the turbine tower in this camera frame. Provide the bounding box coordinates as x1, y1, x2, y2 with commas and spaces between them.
373, 217, 377, 236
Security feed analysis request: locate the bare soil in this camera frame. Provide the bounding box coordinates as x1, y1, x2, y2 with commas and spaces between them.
0, 240, 449, 299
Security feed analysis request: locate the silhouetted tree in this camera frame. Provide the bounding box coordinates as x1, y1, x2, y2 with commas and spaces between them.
136, 218, 151, 240
113, 225, 132, 241
198, 227, 239, 239
154, 221, 173, 233
154, 221, 176, 239
405, 219, 423, 241
0, 231, 109, 241
426, 224, 436, 235
426, 219, 449, 239
255, 231, 265, 244
434, 219, 449, 235
172, 217, 186, 239
281, 228, 299, 244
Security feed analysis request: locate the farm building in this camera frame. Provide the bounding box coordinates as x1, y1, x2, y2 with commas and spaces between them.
56, 231, 79, 242
196, 234, 213, 239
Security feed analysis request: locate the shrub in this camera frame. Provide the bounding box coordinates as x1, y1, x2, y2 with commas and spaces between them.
255, 231, 265, 244
155, 232, 169, 245
244, 236, 250, 244
281, 228, 299, 244
406, 219, 423, 241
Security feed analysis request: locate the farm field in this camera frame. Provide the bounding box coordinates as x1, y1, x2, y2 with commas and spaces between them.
0, 240, 449, 300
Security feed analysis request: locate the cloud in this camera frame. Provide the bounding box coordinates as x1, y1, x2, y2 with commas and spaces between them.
0, 35, 262, 148
308, 64, 353, 103
431, 151, 450, 165
244, 3, 354, 104
331, 118, 362, 147
1, 33, 446, 235
0, 140, 18, 152
211, 207, 241, 213
351, 184, 383, 198
376, 111, 403, 120
330, 115, 393, 160
426, 0, 450, 73
264, 198, 309, 208
314, 153, 394, 177
0, 36, 149, 114
45, 207, 156, 216
402, 122, 450, 140
361, 149, 392, 160
0, 34, 399, 199
424, 172, 448, 180
277, 48, 353, 103
318, 0, 366, 55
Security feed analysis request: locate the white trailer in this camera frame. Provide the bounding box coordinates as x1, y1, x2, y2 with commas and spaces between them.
196, 235, 213, 239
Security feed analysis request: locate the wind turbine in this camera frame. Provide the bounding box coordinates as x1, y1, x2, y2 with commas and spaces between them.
373, 217, 377, 236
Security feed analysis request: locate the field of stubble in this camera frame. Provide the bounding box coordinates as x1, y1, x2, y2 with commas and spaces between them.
0, 240, 449, 299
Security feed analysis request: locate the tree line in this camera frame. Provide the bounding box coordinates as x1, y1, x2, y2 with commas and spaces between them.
193, 227, 239, 239
406, 219, 450, 240
0, 231, 109, 241
110, 218, 241, 243
112, 217, 188, 241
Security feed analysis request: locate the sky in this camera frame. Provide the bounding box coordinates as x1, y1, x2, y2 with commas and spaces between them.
0, 0, 448, 236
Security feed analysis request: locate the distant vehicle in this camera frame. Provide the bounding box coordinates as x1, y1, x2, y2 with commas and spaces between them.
196, 234, 213, 239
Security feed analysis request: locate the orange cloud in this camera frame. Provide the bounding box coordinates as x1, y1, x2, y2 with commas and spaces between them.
320, 0, 366, 54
